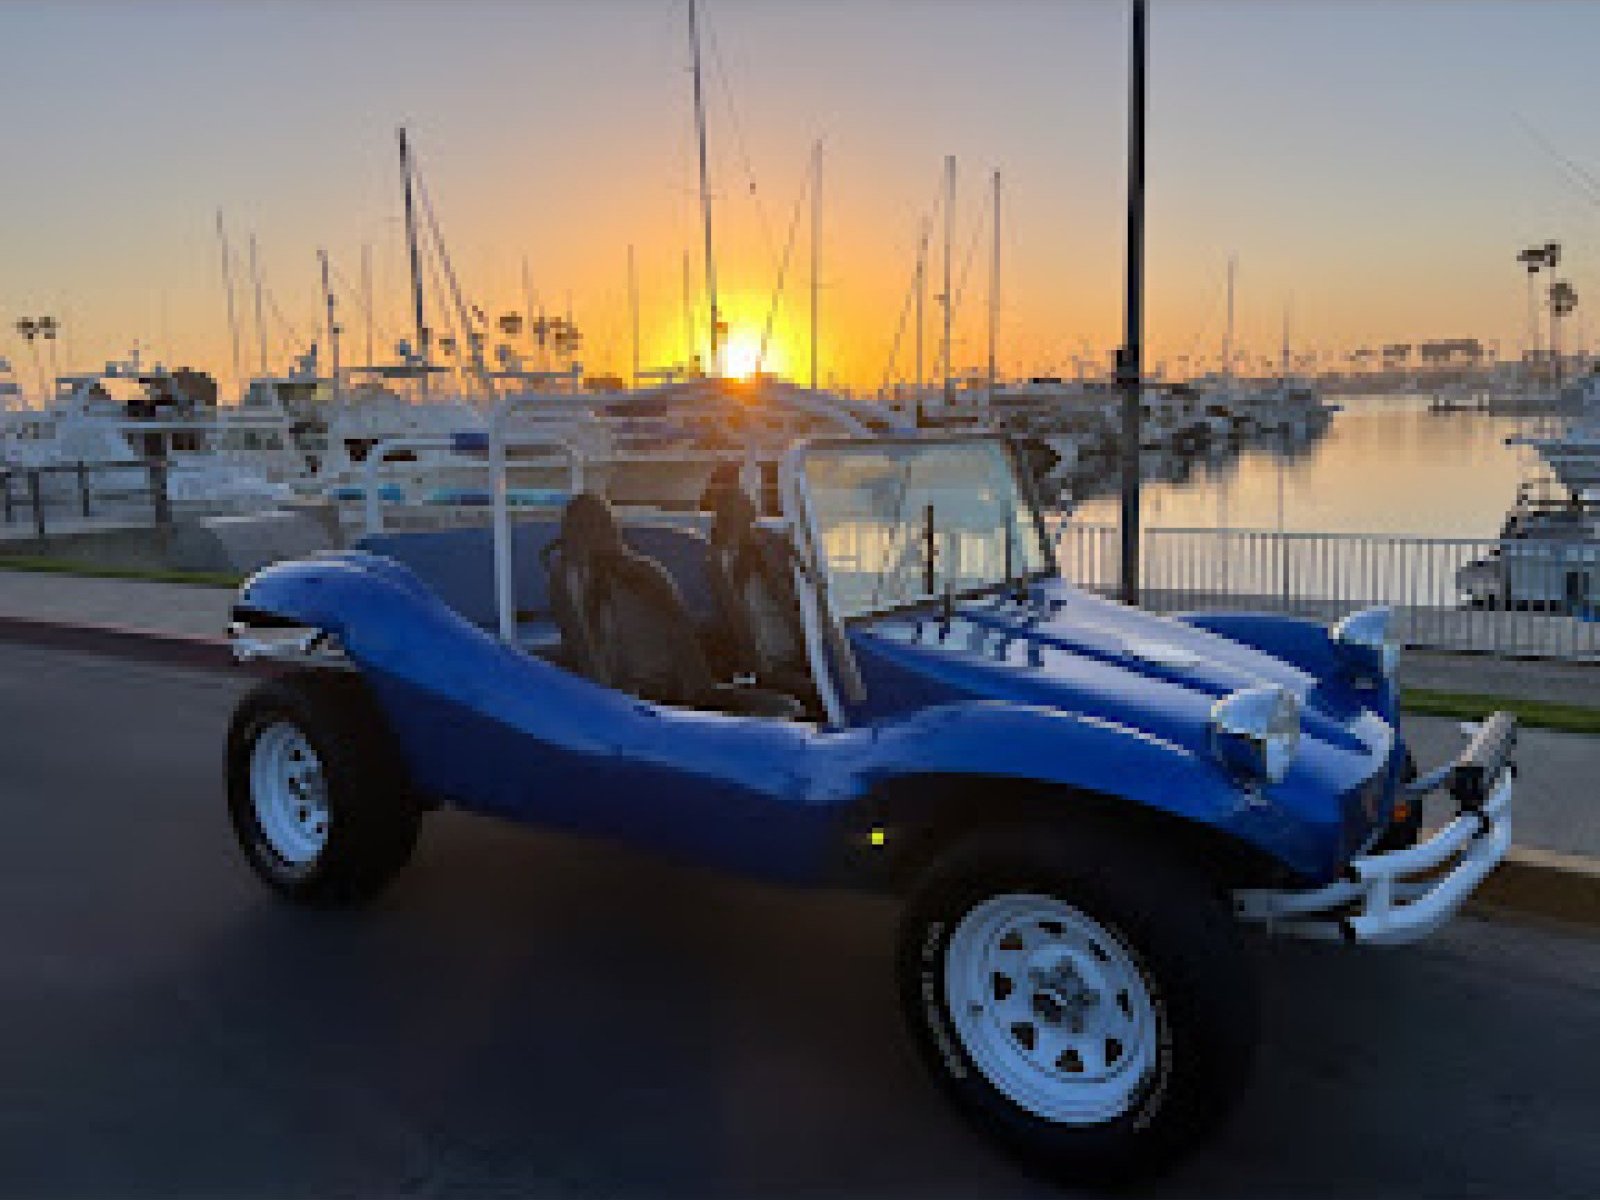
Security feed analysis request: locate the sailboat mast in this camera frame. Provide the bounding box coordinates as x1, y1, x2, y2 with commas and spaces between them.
248, 233, 268, 376
361, 243, 374, 369
688, 0, 720, 375
398, 126, 429, 395
628, 243, 641, 389
1280, 296, 1292, 383
942, 154, 955, 407
1221, 253, 1237, 383
914, 219, 928, 408
521, 254, 536, 367
319, 248, 341, 401
810, 139, 821, 390
987, 168, 1001, 407
681, 250, 693, 374
214, 210, 244, 401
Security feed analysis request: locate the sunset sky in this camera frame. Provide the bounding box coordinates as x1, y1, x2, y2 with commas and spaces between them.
4, 0, 1600, 397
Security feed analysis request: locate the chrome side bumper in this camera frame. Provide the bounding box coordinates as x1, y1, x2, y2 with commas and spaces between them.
228, 610, 353, 671
1234, 712, 1517, 946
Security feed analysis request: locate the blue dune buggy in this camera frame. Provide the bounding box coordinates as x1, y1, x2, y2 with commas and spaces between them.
225, 429, 1516, 1186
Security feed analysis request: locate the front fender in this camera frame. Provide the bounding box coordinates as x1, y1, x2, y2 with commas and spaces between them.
843, 701, 1333, 880
1178, 610, 1401, 728
1176, 611, 1340, 678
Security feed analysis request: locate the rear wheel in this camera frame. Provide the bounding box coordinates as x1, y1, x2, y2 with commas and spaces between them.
226, 671, 420, 906
897, 825, 1258, 1187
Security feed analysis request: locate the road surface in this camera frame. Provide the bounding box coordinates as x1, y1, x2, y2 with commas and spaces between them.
1, 641, 1597, 1198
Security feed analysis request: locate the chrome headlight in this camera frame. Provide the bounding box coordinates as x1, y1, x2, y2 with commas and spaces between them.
1210, 686, 1300, 785
1332, 605, 1399, 687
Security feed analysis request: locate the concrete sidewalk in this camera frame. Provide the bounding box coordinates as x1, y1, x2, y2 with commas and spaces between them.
0, 569, 232, 638
1405, 715, 1599, 859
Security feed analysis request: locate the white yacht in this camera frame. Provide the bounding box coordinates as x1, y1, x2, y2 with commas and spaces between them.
1, 356, 292, 511
1457, 476, 1600, 615
1510, 372, 1600, 491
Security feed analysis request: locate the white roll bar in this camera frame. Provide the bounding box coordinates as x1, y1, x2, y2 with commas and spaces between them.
488, 397, 587, 642
362, 436, 449, 535
360, 432, 584, 541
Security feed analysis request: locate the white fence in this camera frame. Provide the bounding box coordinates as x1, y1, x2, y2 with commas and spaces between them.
1056, 522, 1600, 662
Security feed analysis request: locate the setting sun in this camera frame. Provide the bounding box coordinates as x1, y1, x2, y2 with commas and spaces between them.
721, 326, 772, 380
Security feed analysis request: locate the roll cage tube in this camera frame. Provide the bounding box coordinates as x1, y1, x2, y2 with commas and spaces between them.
365, 432, 586, 536
362, 436, 448, 534
486, 397, 588, 642
778, 443, 864, 729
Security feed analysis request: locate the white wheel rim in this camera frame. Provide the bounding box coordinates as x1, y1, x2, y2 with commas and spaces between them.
945, 893, 1159, 1125
249, 721, 330, 867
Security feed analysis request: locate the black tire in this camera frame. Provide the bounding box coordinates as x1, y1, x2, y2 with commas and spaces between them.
1370, 752, 1421, 854
226, 670, 421, 907
897, 824, 1258, 1188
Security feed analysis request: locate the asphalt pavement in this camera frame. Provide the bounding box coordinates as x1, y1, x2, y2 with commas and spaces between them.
1, 640, 1598, 1199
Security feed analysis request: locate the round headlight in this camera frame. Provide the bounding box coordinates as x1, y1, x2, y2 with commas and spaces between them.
1210, 686, 1300, 785
1332, 606, 1399, 686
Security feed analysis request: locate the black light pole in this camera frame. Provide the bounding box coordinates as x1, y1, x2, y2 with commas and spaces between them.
1117, 0, 1148, 605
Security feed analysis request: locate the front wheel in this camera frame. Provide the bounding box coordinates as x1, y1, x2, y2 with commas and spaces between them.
897, 826, 1258, 1188
226, 670, 421, 907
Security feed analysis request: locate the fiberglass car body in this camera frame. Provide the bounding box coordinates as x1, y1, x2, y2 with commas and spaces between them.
225, 429, 1516, 1186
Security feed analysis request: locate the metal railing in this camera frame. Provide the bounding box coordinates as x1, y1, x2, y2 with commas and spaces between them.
1, 461, 173, 541
1055, 521, 1600, 662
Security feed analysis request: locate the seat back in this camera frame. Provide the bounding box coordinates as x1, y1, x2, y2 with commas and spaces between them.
707, 485, 812, 694
547, 493, 717, 705
357, 519, 718, 634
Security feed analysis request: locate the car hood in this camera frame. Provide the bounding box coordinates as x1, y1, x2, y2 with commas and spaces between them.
845, 580, 1391, 778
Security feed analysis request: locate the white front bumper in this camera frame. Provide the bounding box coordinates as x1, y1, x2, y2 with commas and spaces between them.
1233, 767, 1513, 944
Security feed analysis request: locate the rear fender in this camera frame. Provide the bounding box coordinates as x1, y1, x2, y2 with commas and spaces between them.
237, 553, 443, 640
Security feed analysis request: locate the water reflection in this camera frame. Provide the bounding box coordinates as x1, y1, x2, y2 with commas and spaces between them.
1072, 395, 1534, 539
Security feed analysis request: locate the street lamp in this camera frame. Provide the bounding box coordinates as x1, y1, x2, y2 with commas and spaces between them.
1116, 0, 1148, 606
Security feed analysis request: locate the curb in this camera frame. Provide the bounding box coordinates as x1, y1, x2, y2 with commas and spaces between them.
0, 612, 246, 675
1, 611, 1598, 931
1471, 846, 1600, 931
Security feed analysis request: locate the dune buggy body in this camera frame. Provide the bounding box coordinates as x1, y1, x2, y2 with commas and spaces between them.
232, 427, 1514, 942
225, 408, 1517, 1185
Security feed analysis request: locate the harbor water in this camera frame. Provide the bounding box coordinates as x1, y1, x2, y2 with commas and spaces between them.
1072, 394, 1538, 540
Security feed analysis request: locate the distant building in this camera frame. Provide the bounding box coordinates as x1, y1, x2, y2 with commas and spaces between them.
1417, 339, 1484, 365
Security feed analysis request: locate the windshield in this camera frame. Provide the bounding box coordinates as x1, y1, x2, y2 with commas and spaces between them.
800, 438, 1051, 619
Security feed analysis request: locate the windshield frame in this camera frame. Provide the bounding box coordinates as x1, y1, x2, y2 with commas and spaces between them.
790, 433, 1058, 624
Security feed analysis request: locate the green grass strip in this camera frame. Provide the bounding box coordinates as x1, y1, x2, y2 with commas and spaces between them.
0, 556, 241, 589
1402, 687, 1600, 736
